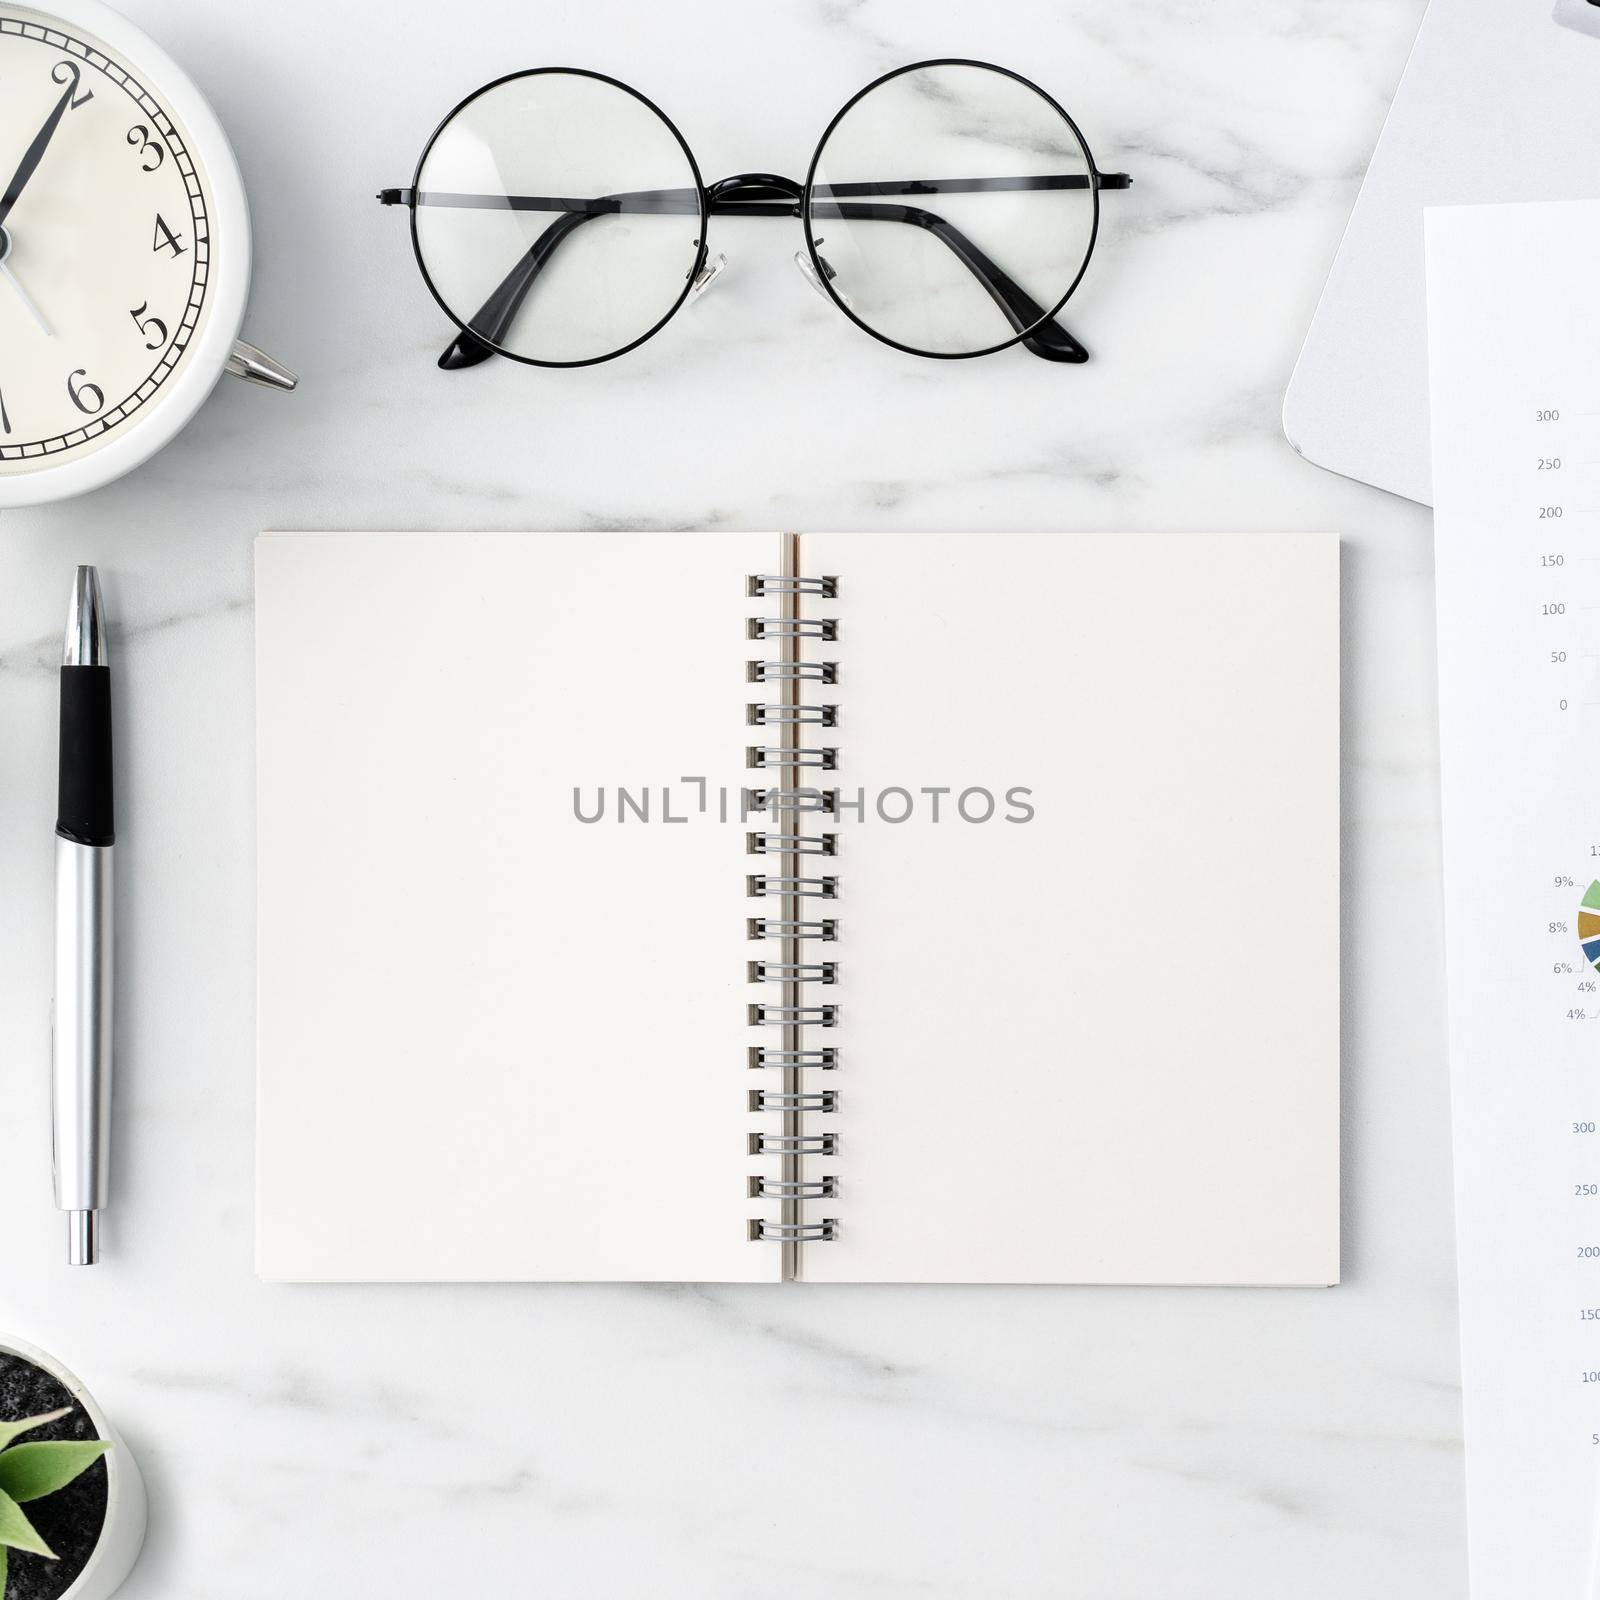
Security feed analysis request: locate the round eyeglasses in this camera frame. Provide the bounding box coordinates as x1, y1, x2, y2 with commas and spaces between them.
378, 59, 1130, 369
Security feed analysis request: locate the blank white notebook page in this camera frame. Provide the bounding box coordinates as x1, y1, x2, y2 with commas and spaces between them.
801, 531, 1340, 1285
256, 530, 780, 1282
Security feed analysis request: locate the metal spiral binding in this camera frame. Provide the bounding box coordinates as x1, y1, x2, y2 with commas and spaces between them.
748, 1046, 838, 1069
745, 787, 838, 814
747, 575, 838, 598
747, 565, 839, 1259
748, 617, 838, 641
749, 661, 837, 684
747, 873, 838, 899
749, 1003, 838, 1027
747, 919, 838, 941
747, 746, 837, 770
750, 1090, 839, 1112
748, 833, 838, 856
747, 1219, 836, 1242
748, 704, 838, 726
749, 1175, 838, 1200
749, 1132, 838, 1156
748, 961, 838, 983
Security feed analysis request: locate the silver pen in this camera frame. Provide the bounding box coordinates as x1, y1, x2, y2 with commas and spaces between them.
52, 566, 114, 1266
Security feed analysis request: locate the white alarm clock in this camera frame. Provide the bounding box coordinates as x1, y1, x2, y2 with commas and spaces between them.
0, 0, 292, 507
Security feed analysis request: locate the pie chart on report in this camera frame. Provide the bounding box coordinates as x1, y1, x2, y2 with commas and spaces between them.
1580, 880, 1600, 971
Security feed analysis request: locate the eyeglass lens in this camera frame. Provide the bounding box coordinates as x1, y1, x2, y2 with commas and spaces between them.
414, 71, 704, 366
806, 62, 1097, 357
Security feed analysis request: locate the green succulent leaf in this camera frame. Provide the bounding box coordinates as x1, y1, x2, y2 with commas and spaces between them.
0, 1488, 53, 1558
0, 1541, 8, 1591
0, 1440, 110, 1504
0, 1411, 69, 1452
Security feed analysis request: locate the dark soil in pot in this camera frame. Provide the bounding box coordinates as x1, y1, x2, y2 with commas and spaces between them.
0, 1351, 108, 1600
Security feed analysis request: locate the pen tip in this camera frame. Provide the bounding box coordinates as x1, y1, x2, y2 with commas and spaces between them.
63, 566, 107, 668
67, 1210, 98, 1266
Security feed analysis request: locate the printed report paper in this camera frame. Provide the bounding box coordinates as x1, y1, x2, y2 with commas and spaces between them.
1427, 198, 1600, 1599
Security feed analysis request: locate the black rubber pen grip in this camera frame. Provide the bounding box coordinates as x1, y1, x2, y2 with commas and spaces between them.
57, 666, 114, 846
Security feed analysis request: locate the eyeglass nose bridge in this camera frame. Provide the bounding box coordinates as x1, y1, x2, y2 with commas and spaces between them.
706, 172, 804, 213
700, 173, 850, 309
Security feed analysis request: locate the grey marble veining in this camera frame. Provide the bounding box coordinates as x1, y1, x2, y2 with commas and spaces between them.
0, 1, 1464, 1595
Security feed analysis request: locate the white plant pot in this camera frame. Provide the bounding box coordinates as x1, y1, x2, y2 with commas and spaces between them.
0, 1339, 146, 1600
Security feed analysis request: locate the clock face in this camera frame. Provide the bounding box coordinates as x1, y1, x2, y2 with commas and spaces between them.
0, 4, 215, 476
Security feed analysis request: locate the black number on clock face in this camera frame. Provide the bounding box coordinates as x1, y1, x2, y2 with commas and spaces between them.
49, 58, 91, 109
66, 369, 104, 414
129, 301, 167, 350
151, 212, 185, 257
125, 124, 163, 171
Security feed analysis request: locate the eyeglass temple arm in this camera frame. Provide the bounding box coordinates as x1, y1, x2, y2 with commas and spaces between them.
440, 209, 593, 368
378, 186, 703, 370
819, 173, 1130, 363
809, 198, 1085, 361
378, 172, 1131, 368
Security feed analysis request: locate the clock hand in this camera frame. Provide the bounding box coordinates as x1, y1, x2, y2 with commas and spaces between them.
0, 82, 74, 230
0, 257, 53, 338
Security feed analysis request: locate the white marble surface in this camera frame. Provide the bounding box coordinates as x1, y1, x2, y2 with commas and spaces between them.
0, 1, 1464, 1595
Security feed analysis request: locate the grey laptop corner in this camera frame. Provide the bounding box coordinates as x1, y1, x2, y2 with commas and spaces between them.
1284, 0, 1600, 507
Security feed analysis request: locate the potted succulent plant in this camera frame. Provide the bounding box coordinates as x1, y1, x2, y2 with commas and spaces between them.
0, 1340, 144, 1600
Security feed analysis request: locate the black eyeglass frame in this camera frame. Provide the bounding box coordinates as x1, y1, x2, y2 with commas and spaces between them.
381, 59, 1131, 370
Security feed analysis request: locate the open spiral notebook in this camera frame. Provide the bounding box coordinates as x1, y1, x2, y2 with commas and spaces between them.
255, 529, 1340, 1285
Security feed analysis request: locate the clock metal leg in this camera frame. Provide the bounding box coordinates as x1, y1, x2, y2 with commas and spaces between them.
225, 340, 297, 392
